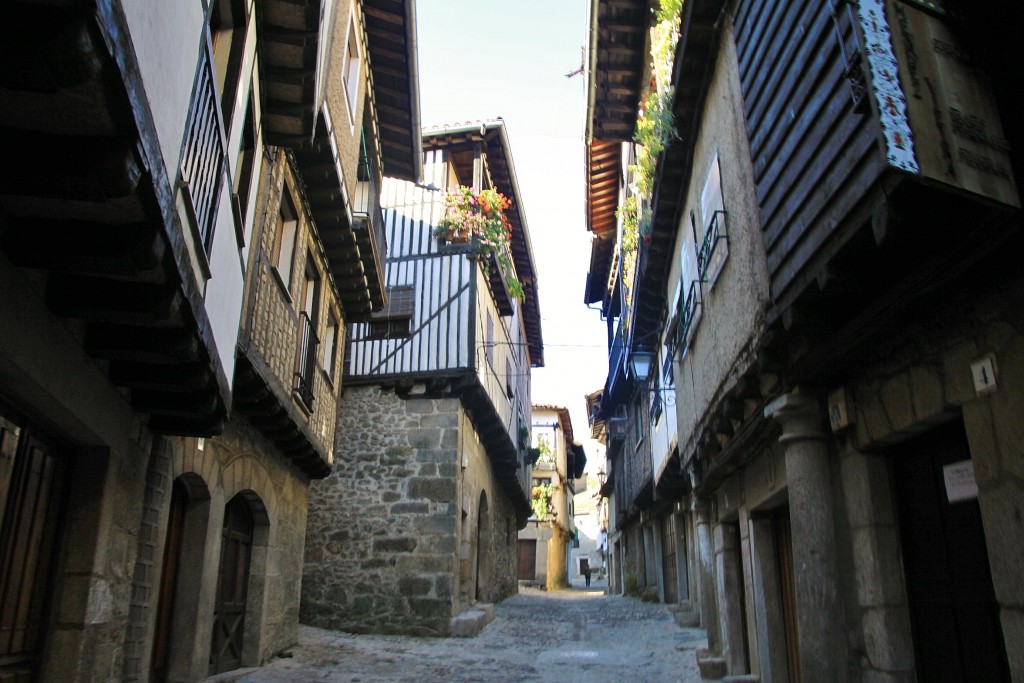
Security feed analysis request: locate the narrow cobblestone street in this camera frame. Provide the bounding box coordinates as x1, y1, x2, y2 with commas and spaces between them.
233, 586, 706, 682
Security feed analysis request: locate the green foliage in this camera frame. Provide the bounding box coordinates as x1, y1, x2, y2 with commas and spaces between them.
619, 0, 682, 272
530, 482, 556, 520
435, 185, 524, 301
625, 573, 640, 597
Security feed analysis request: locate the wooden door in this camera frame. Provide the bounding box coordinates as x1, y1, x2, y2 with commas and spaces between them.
0, 414, 65, 683
892, 421, 1010, 682
660, 517, 678, 603
517, 540, 536, 581
210, 496, 253, 675
151, 481, 187, 682
775, 509, 800, 683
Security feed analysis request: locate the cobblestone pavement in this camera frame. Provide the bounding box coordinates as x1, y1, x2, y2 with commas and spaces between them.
235, 586, 707, 682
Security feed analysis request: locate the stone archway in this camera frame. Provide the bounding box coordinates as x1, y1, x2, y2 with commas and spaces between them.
475, 491, 490, 602
210, 489, 269, 675
153, 472, 211, 683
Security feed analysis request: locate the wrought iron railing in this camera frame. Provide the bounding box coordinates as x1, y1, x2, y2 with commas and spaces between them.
180, 45, 226, 255
697, 209, 728, 284
293, 312, 319, 410
354, 128, 387, 270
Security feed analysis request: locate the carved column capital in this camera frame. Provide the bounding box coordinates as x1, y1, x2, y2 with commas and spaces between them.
764, 391, 826, 444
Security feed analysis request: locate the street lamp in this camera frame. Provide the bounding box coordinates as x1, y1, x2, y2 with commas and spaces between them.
629, 347, 656, 381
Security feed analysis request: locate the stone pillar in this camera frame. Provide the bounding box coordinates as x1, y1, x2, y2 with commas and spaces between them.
714, 521, 748, 674
695, 498, 721, 653
764, 392, 845, 682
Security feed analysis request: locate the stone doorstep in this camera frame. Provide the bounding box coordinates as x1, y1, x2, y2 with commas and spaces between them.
199, 667, 262, 683
696, 647, 727, 680
449, 603, 495, 638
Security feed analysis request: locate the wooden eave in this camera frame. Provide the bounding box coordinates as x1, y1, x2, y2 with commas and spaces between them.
0, 0, 231, 436
584, 138, 621, 306
423, 122, 545, 367
232, 352, 332, 478
363, 0, 422, 182
256, 0, 321, 145
587, 0, 651, 143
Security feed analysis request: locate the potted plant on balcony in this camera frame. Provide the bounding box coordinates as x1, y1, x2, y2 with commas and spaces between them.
434, 185, 525, 301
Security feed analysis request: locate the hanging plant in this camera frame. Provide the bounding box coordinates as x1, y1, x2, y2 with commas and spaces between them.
622, 0, 682, 260
530, 482, 556, 520
434, 185, 524, 301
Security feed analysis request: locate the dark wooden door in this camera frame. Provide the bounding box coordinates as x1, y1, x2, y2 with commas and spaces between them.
151, 481, 188, 682
892, 421, 1010, 682
660, 517, 678, 603
210, 495, 253, 675
775, 509, 800, 683
517, 539, 536, 581
0, 413, 65, 683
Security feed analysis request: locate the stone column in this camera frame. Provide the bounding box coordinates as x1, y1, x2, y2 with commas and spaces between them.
714, 520, 749, 674
764, 392, 845, 682
694, 498, 721, 653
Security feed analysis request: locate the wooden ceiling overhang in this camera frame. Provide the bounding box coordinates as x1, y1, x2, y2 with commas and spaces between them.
632, 0, 725, 347
584, 139, 621, 306
0, 0, 232, 435
423, 121, 545, 367
363, 0, 423, 183
586, 0, 651, 143
584, 0, 649, 309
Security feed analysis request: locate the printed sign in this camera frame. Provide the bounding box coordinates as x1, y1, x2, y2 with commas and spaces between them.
943, 459, 978, 503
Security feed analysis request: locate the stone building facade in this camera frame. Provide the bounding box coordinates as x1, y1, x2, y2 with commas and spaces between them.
303, 387, 520, 635
585, 0, 1024, 680
303, 121, 545, 636
0, 0, 419, 680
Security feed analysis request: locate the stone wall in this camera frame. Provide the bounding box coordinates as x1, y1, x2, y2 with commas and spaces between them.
245, 152, 342, 457
303, 386, 461, 636
303, 384, 521, 635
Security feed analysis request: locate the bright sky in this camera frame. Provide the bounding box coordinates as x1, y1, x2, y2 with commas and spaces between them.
416, 0, 608, 471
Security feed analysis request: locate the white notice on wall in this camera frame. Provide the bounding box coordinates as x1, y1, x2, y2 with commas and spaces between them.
943, 460, 978, 503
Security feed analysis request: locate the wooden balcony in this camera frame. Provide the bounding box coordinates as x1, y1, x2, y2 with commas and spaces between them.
0, 0, 230, 435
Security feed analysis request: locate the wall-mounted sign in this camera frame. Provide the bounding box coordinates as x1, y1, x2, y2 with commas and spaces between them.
943, 459, 978, 503
884, 0, 1020, 208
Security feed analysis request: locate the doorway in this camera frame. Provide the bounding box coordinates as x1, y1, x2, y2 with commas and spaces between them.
0, 411, 65, 683
210, 494, 254, 674
892, 420, 1010, 682
475, 492, 490, 601
151, 480, 188, 682
518, 540, 536, 581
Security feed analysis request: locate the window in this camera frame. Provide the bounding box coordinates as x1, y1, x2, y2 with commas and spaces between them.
673, 210, 703, 355
232, 89, 258, 245
322, 312, 339, 378
485, 312, 494, 367
293, 259, 320, 409
272, 191, 298, 293
209, 0, 247, 127
697, 155, 729, 285
342, 16, 361, 121
367, 286, 414, 340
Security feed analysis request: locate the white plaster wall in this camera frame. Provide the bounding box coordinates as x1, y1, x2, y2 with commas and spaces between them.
670, 22, 772, 457
121, 0, 204, 179
205, 197, 245, 385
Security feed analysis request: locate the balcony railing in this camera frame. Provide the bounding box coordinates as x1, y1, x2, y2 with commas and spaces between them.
354, 129, 387, 276
180, 44, 226, 255
293, 311, 319, 410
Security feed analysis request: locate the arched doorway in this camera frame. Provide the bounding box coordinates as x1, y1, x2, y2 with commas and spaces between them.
151, 472, 211, 682
475, 492, 490, 602
210, 494, 254, 674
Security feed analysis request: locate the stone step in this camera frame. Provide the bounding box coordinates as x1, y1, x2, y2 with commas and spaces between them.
449, 603, 495, 637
